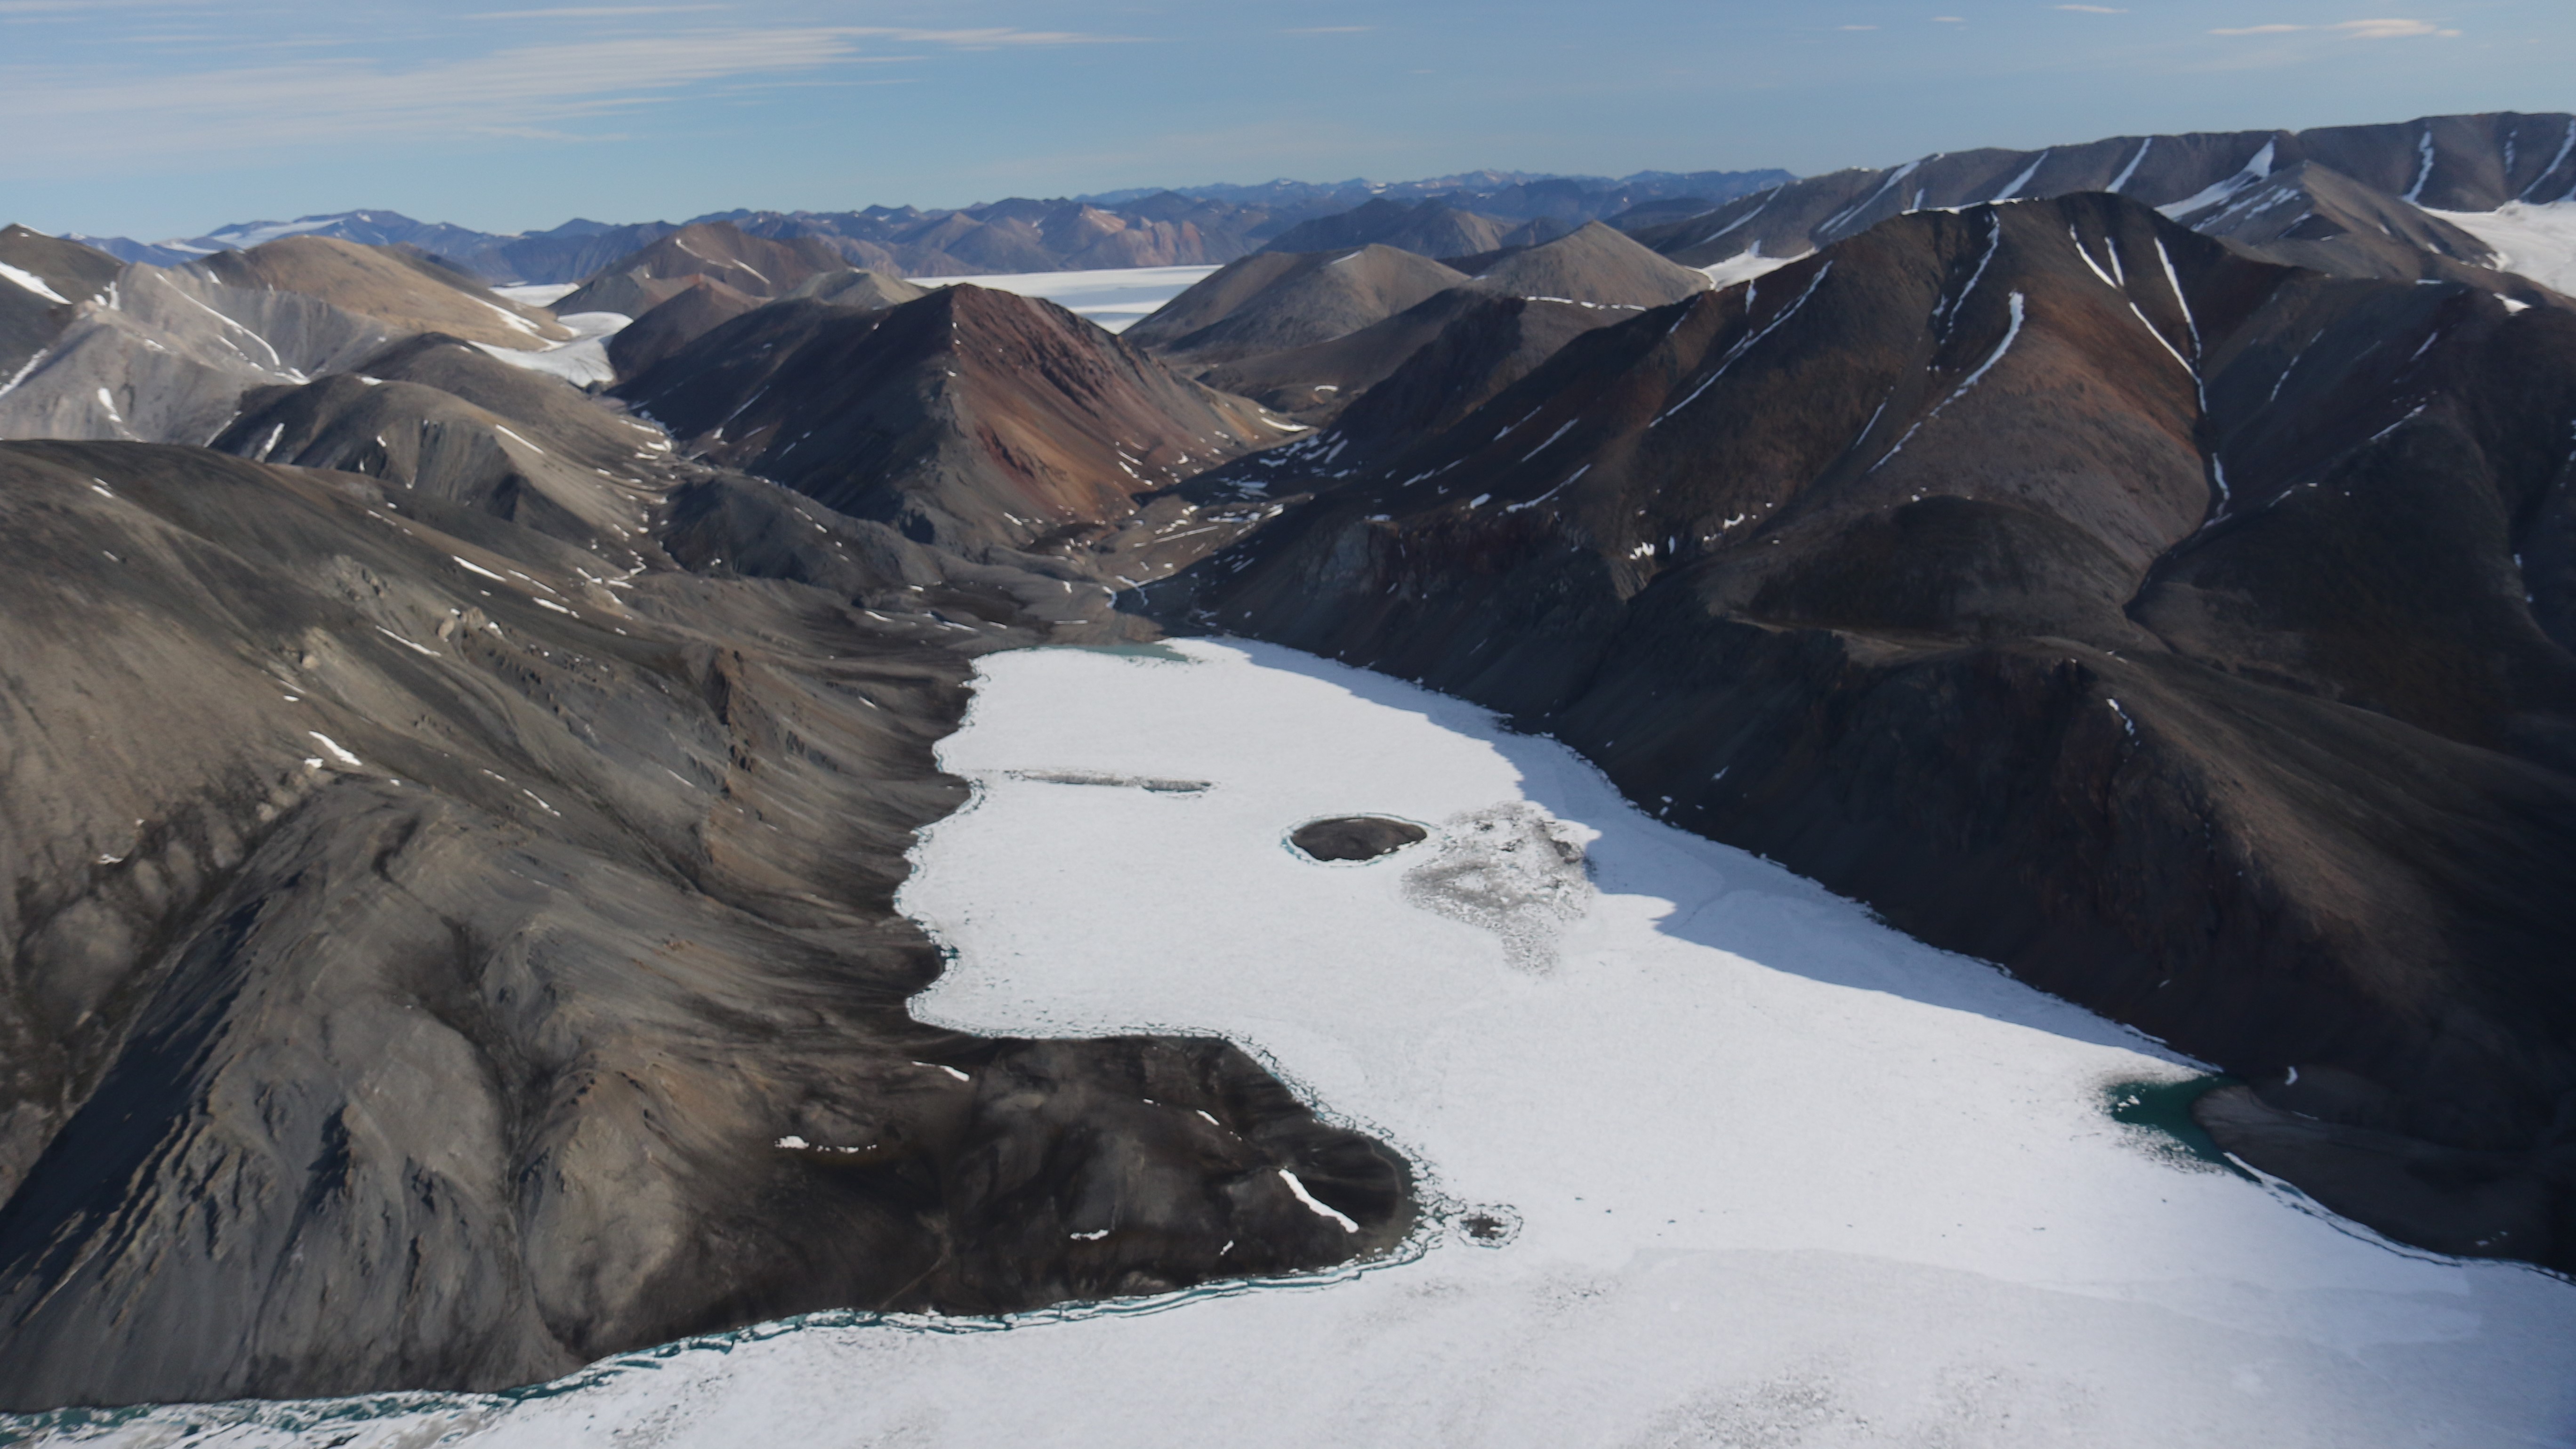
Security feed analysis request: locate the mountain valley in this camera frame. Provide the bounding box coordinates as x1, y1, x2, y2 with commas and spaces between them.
2, 109, 2575, 1440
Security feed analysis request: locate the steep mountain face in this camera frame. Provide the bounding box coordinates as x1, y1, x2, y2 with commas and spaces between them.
617, 285, 1285, 557
556, 222, 849, 314
0, 382, 1409, 1410
1151, 192, 2576, 1269
1636, 111, 2576, 286
1124, 245, 1469, 366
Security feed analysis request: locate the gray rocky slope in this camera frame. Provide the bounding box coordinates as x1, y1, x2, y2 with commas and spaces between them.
0, 293, 1411, 1409
0, 232, 568, 449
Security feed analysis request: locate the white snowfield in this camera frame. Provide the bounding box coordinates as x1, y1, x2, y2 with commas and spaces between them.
472, 307, 628, 388
905, 264, 1220, 332
2432, 201, 2576, 298
39, 640, 2576, 1448
1701, 246, 1802, 290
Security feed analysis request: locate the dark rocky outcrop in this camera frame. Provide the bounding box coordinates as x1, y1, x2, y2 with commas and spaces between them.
1149, 191, 2576, 1271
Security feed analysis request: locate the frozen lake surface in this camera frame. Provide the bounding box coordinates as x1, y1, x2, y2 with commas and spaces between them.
15, 640, 2576, 1448
904, 264, 1218, 332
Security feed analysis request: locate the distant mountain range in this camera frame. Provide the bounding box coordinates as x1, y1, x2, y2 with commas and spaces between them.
62, 168, 1793, 286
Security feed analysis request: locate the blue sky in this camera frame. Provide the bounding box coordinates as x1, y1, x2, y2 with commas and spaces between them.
1, 0, 2567, 240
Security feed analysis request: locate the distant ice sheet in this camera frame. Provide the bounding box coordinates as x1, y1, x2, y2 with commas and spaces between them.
31, 638, 2576, 1448
907, 264, 1219, 332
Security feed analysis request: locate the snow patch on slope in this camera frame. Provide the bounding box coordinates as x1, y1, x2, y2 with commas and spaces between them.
2429, 201, 2576, 297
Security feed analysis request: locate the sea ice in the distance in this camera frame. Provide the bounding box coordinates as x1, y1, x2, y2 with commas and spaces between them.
20, 639, 2576, 1449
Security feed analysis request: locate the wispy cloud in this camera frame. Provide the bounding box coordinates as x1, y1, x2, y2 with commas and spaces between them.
466, 6, 734, 18
2055, 5, 2128, 13
2209, 17, 2457, 38
0, 25, 1121, 161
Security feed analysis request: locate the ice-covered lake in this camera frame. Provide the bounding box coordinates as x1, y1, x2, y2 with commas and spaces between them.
903, 264, 1219, 332
17, 640, 2576, 1448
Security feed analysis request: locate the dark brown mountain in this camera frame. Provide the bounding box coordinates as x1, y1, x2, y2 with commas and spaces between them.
1150, 192, 2576, 1271
616, 284, 1285, 556
602, 276, 764, 379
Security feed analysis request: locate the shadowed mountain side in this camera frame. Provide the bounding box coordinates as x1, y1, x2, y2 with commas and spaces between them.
0, 437, 1412, 1411
1147, 193, 2576, 1270
604, 279, 764, 380
2168, 162, 2554, 296
598, 274, 927, 386
558, 222, 853, 314
1125, 246, 1468, 366
1201, 287, 1629, 426
196, 236, 568, 350
616, 285, 1289, 558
